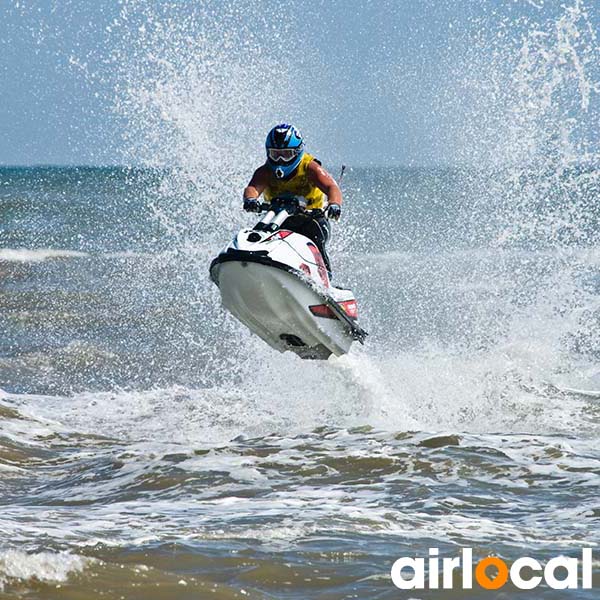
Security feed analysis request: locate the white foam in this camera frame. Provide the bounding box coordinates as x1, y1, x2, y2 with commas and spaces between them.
0, 248, 89, 263
0, 248, 163, 263
0, 550, 92, 591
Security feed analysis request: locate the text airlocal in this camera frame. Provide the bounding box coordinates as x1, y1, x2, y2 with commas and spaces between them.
391, 548, 593, 591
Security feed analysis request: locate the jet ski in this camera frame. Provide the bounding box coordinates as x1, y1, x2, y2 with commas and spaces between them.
209, 196, 367, 359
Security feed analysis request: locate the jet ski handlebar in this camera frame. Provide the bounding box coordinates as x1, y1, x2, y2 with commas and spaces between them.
261, 196, 307, 214
253, 196, 307, 233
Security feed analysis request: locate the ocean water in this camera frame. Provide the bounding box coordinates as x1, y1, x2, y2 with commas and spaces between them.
2, 0, 600, 598
1, 163, 599, 599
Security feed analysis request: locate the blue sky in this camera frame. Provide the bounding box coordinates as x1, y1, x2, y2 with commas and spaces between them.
1, 1, 598, 166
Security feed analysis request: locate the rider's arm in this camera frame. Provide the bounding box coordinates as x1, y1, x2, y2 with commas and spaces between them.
243, 165, 269, 199
307, 161, 342, 205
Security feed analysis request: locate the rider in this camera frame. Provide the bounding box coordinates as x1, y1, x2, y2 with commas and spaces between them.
242, 124, 342, 275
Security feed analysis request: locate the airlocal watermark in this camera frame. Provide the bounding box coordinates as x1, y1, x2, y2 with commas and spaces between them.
391, 548, 593, 591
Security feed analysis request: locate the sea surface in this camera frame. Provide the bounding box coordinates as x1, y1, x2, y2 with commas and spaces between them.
0, 164, 599, 598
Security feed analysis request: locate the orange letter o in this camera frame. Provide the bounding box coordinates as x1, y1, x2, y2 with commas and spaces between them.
475, 557, 509, 590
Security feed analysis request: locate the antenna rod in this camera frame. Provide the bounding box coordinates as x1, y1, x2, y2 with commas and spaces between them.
338, 164, 346, 186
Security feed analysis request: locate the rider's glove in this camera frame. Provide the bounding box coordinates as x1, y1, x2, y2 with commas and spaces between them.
327, 203, 341, 221
243, 197, 261, 213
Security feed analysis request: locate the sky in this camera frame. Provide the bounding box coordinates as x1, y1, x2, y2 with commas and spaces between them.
1, 0, 599, 166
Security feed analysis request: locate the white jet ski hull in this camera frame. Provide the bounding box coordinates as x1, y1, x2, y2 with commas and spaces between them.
212, 259, 358, 359
210, 197, 367, 359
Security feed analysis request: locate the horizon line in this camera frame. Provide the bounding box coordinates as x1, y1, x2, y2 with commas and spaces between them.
0, 162, 519, 170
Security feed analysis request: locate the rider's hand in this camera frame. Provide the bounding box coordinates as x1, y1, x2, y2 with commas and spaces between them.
243, 197, 261, 213
327, 203, 341, 221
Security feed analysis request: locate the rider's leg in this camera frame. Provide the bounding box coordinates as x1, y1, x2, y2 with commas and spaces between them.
310, 217, 332, 277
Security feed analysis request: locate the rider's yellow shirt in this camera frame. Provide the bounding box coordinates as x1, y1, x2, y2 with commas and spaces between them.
263, 153, 325, 210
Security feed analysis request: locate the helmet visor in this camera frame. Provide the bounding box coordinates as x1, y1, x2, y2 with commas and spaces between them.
268, 147, 300, 163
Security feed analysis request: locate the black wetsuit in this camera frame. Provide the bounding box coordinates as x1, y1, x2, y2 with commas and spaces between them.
280, 211, 332, 276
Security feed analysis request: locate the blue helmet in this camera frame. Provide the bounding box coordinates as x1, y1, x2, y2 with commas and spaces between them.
265, 124, 305, 179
